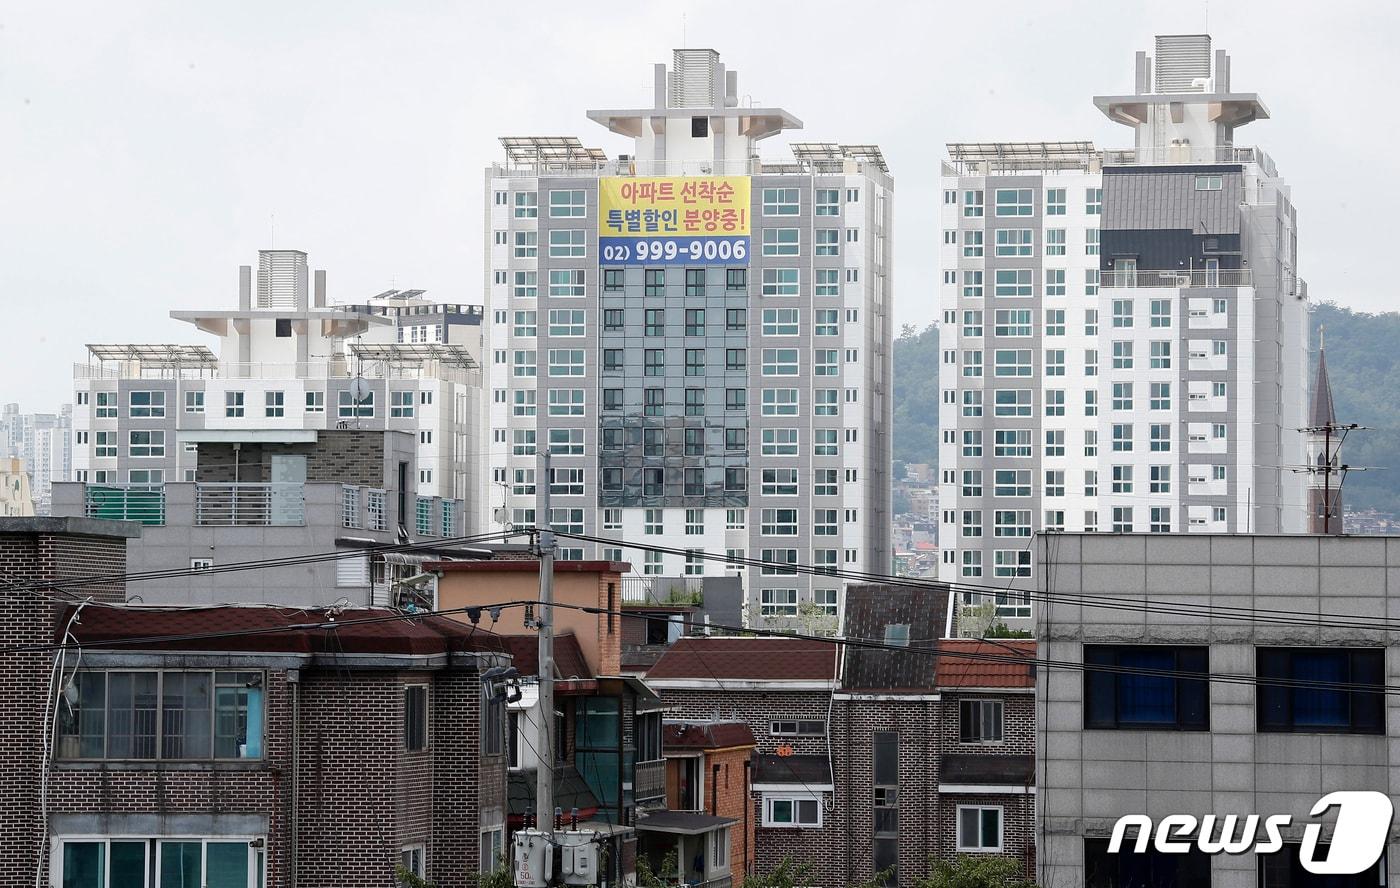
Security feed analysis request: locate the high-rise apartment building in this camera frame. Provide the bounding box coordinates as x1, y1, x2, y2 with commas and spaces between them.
939, 35, 1308, 630
486, 49, 893, 628
0, 402, 72, 514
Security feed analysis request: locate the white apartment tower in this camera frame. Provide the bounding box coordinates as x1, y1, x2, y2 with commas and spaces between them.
939, 35, 1308, 630
487, 49, 894, 628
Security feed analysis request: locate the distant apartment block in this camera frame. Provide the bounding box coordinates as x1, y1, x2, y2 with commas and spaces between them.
487, 49, 893, 628
0, 402, 72, 513
939, 35, 1309, 629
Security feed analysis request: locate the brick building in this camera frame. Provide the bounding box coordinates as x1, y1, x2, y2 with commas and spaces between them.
644, 584, 1038, 887
4, 517, 511, 888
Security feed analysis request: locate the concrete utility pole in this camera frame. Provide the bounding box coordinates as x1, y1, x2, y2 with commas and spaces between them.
536, 448, 555, 821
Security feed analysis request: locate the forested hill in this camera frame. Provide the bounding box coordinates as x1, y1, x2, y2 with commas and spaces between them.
891, 304, 1400, 511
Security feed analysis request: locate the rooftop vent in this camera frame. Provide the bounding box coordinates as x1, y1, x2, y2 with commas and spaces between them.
1154, 34, 1212, 93
669, 49, 720, 109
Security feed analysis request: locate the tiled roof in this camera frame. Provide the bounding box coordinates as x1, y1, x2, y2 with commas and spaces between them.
663, 720, 755, 750
935, 640, 1037, 688
66, 604, 501, 657
494, 633, 592, 681
841, 584, 948, 691
646, 637, 839, 682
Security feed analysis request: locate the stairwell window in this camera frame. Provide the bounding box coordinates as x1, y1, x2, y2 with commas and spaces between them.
960, 699, 1004, 744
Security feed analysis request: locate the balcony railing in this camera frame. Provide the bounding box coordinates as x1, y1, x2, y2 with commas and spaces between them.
1102, 144, 1276, 175
622, 576, 704, 606
1101, 268, 1252, 289
84, 485, 165, 526
73, 359, 473, 385
634, 758, 667, 802
195, 482, 305, 526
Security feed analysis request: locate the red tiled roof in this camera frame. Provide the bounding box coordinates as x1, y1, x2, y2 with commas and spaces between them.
647, 637, 838, 682
935, 640, 1036, 688
65, 604, 503, 657
493, 633, 592, 681
663, 720, 756, 751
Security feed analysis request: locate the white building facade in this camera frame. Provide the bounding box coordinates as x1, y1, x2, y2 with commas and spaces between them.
487, 50, 893, 628
939, 35, 1308, 630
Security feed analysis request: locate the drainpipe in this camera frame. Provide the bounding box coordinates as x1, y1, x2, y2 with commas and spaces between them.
742, 759, 750, 876
288, 668, 300, 887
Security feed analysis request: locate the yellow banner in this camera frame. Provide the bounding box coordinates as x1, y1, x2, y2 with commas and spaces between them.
598, 176, 751, 238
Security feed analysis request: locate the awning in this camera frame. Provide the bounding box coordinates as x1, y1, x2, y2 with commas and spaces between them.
597, 675, 666, 712
634, 811, 737, 836
181, 430, 318, 444
940, 753, 1035, 786
752, 754, 832, 790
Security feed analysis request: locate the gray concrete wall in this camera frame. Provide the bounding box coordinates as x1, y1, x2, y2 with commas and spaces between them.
1036, 532, 1400, 887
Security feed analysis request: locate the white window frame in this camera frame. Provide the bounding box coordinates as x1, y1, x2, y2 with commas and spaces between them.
762, 793, 823, 828
956, 805, 1004, 852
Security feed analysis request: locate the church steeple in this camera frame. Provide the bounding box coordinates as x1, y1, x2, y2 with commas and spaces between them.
1306, 328, 1344, 533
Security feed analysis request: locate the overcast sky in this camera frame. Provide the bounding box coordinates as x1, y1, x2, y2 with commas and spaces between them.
3, 0, 1396, 408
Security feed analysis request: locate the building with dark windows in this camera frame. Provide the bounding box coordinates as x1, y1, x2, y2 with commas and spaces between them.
1036, 533, 1400, 887
939, 34, 1310, 633
487, 48, 893, 630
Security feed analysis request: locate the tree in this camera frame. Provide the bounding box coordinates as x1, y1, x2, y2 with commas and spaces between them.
913, 856, 1040, 888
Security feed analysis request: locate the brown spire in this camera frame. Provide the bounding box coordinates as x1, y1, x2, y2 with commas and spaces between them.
1309, 328, 1336, 428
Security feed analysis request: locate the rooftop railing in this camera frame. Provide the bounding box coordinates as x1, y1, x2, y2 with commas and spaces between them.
83, 484, 166, 526
73, 359, 476, 385
195, 482, 305, 526
1101, 268, 1253, 289
490, 156, 887, 181
942, 145, 1276, 177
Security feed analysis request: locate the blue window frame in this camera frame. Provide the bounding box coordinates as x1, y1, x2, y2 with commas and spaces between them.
1084, 645, 1208, 730
1256, 647, 1384, 734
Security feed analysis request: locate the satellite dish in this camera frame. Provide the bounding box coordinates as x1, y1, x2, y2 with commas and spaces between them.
494, 507, 512, 529
349, 376, 372, 404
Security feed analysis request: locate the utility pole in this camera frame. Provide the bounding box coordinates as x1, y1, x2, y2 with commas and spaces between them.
536, 448, 554, 822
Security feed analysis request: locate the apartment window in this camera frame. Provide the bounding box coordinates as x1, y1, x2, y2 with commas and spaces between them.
962, 229, 984, 257
723, 347, 746, 372
548, 308, 586, 338
549, 189, 585, 217
764, 793, 821, 827
816, 188, 840, 215
813, 428, 838, 456
994, 430, 1031, 458
513, 230, 537, 258
1148, 382, 1171, 411
1084, 309, 1098, 336
1111, 383, 1133, 412
957, 806, 1003, 853
1149, 298, 1173, 328
760, 588, 799, 617
548, 228, 586, 258
1256, 648, 1384, 734
513, 191, 537, 217
813, 469, 838, 497
388, 390, 415, 418
962, 550, 982, 578
762, 228, 800, 256
994, 349, 1032, 377
1045, 430, 1065, 457
961, 470, 983, 497
128, 430, 165, 458
1213, 339, 1229, 357
994, 228, 1033, 256
994, 188, 1033, 216
762, 428, 798, 456
224, 391, 245, 417
548, 269, 585, 298
994, 510, 1031, 537
128, 391, 166, 418
1149, 340, 1172, 369
961, 310, 983, 338
1085, 187, 1102, 214
760, 549, 799, 576
1195, 174, 1223, 191
1045, 269, 1066, 297
763, 348, 800, 376
1045, 470, 1065, 497
1045, 389, 1065, 417
403, 685, 429, 751
814, 309, 839, 337
684, 388, 705, 416
762, 308, 800, 336
761, 388, 800, 417
959, 699, 1004, 744
961, 430, 982, 457
993, 470, 1031, 497
683, 308, 706, 336
1111, 464, 1134, 494
182, 390, 205, 414
1084, 645, 1209, 730
547, 349, 585, 377
513, 271, 538, 298
962, 189, 984, 217
994, 308, 1032, 337
1086, 228, 1100, 255
761, 268, 799, 296
1045, 349, 1065, 377
93, 391, 117, 418
725, 389, 746, 412
962, 270, 983, 298
1112, 299, 1134, 328
762, 187, 799, 216
683, 348, 705, 376
58, 669, 265, 760
994, 269, 1032, 297
726, 267, 747, 291
1046, 228, 1066, 256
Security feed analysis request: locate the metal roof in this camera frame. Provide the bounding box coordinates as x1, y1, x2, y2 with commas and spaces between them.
634, 811, 736, 835
85, 344, 219, 367
789, 142, 889, 172
349, 342, 478, 369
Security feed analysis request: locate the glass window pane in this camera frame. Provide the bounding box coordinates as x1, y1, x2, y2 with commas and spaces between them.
110, 841, 147, 888
108, 672, 158, 759
62, 841, 104, 888
159, 841, 202, 888
796, 799, 818, 823
1117, 649, 1176, 724
206, 843, 250, 888
771, 799, 793, 823
162, 672, 212, 759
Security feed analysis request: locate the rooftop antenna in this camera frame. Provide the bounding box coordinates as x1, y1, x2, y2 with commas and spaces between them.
270, 213, 275, 250
682, 11, 686, 46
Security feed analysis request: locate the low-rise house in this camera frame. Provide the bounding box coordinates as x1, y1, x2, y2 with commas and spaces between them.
3, 516, 509, 888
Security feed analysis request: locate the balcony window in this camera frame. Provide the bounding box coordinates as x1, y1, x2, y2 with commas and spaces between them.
1084, 645, 1208, 730
57, 670, 264, 760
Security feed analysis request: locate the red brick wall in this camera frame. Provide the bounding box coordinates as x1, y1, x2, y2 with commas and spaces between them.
0, 528, 129, 887
704, 747, 755, 877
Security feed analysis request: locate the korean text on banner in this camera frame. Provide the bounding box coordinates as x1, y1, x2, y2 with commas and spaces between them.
598, 176, 751, 265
